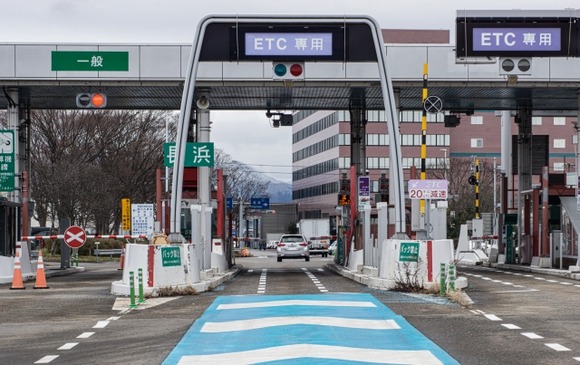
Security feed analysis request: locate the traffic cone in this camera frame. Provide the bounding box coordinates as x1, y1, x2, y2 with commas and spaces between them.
33, 250, 49, 289
118, 248, 125, 271
10, 251, 25, 290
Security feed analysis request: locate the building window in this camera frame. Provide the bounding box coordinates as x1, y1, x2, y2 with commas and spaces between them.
339, 133, 351, 145
554, 117, 566, 126
471, 138, 483, 148
470, 116, 483, 125
553, 162, 565, 171
554, 139, 566, 149
532, 116, 542, 125
339, 157, 351, 169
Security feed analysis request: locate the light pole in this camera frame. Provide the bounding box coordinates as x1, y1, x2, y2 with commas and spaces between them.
440, 148, 448, 180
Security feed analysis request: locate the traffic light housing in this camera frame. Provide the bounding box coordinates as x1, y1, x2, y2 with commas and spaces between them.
272, 62, 304, 80
338, 193, 351, 206
499, 57, 532, 75
76, 93, 107, 108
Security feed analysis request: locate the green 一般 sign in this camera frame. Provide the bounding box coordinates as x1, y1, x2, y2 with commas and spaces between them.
161, 246, 181, 267
0, 130, 15, 192
51, 51, 129, 71
399, 242, 420, 262
164, 142, 214, 168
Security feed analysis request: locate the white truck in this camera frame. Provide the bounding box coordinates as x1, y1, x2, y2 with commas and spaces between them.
298, 219, 331, 257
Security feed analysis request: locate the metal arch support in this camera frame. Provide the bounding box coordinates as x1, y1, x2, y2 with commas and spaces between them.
170, 15, 407, 238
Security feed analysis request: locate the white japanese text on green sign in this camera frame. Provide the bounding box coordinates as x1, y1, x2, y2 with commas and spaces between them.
164, 142, 214, 167
161, 246, 181, 267
0, 131, 15, 192
399, 242, 420, 262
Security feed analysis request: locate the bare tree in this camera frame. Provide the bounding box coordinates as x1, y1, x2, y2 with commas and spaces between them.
214, 148, 269, 201
428, 157, 496, 240
30, 110, 168, 233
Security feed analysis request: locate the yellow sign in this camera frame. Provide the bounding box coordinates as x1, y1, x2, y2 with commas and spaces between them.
121, 198, 131, 231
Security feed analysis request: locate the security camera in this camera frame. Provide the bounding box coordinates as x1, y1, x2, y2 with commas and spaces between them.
196, 96, 210, 110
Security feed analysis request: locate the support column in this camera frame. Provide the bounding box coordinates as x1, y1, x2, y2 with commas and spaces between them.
197, 102, 211, 270
516, 105, 533, 264
349, 104, 366, 251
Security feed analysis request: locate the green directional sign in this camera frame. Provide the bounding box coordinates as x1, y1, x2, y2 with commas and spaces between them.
164, 142, 215, 168
51, 51, 129, 71
161, 246, 181, 267
0, 130, 15, 192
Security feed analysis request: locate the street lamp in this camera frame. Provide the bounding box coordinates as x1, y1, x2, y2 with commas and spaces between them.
440, 148, 448, 180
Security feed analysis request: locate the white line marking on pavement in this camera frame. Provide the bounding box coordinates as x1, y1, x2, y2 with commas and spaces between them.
317, 268, 324, 272
575, 285, 580, 288
58, 343, 79, 350
34, 356, 59, 364
248, 269, 254, 273
502, 324, 521, 330
107, 316, 120, 321
545, 343, 571, 351
217, 299, 376, 310
573, 357, 580, 361
534, 277, 546, 281
177, 344, 444, 365
484, 314, 502, 321
201, 317, 401, 332
521, 332, 543, 339
93, 321, 109, 329
76, 332, 95, 339
546, 280, 558, 283
559, 282, 573, 285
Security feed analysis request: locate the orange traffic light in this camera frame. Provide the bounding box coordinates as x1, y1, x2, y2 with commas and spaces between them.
76, 93, 107, 108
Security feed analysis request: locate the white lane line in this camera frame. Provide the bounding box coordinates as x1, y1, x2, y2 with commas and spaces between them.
217, 299, 376, 310
502, 324, 521, 330
93, 321, 110, 329
545, 343, 571, 351
248, 269, 254, 273
484, 314, 502, 321
501, 282, 513, 285
573, 357, 580, 361
559, 282, 573, 285
575, 285, 580, 288
58, 342, 79, 350
34, 356, 59, 364
107, 316, 120, 321
317, 268, 324, 272
534, 277, 546, 281
201, 317, 401, 332
179, 344, 443, 365
76, 332, 95, 339
521, 332, 543, 339
523, 274, 534, 277
546, 280, 558, 283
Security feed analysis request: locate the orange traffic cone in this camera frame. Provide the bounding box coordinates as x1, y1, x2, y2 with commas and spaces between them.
33, 250, 49, 289
118, 248, 125, 271
10, 251, 25, 290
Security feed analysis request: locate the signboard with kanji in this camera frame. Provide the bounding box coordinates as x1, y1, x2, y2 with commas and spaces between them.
161, 246, 181, 267
408, 179, 448, 200
121, 198, 131, 231
0, 130, 15, 192
358, 176, 370, 209
164, 142, 214, 167
399, 242, 420, 262
131, 204, 154, 236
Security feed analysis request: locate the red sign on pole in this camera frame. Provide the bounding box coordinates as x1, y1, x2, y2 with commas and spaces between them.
64, 225, 86, 249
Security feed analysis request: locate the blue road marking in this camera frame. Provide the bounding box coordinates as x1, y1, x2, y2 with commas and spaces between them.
162, 293, 459, 365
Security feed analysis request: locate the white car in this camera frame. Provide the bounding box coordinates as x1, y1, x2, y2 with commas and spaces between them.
276, 234, 310, 262
328, 241, 337, 256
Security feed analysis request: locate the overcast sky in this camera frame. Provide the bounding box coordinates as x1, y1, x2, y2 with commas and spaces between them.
3, 0, 579, 182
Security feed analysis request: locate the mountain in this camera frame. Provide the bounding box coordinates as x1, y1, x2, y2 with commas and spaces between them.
267, 179, 292, 203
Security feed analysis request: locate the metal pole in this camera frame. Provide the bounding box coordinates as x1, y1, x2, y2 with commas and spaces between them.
440, 263, 446, 296
138, 268, 146, 304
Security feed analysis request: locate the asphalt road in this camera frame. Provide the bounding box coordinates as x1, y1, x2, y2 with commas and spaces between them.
1, 253, 579, 364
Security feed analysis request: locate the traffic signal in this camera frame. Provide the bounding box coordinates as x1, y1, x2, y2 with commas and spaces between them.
499, 57, 532, 75
272, 62, 304, 80
468, 175, 477, 185
76, 93, 107, 108
338, 193, 351, 206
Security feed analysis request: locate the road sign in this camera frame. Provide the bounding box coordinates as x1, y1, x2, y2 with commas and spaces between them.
226, 197, 233, 209
358, 176, 370, 209
51, 51, 129, 71
250, 197, 270, 210
423, 96, 443, 114
0, 130, 14, 192
164, 142, 215, 167
64, 225, 86, 249
408, 179, 448, 200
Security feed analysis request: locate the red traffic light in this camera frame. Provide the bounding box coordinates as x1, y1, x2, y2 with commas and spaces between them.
272, 62, 304, 80
76, 93, 107, 108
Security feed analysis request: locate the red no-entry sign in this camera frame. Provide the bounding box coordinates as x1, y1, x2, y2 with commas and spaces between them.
64, 225, 86, 249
